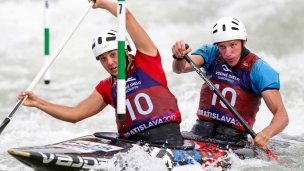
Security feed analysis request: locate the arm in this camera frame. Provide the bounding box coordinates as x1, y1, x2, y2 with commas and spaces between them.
252, 89, 289, 149
90, 0, 157, 56
18, 90, 107, 123
171, 40, 205, 73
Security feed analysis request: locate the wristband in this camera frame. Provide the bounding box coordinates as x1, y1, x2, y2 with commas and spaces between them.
172, 55, 184, 61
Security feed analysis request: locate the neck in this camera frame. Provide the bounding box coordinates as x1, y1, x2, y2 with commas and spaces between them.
240, 41, 249, 59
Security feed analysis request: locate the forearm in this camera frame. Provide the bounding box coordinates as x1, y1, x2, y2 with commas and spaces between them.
98, 1, 133, 27
99, 1, 117, 17
172, 59, 191, 73
35, 98, 80, 123
262, 112, 289, 137
261, 90, 289, 137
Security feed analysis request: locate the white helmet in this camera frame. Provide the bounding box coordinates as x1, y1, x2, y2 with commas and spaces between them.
92, 29, 131, 60
212, 17, 247, 43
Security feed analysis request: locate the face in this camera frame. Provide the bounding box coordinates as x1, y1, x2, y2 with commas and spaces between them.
97, 49, 130, 76
217, 40, 246, 67
98, 50, 119, 76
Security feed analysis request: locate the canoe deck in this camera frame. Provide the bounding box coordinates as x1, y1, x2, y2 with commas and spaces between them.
7, 132, 258, 171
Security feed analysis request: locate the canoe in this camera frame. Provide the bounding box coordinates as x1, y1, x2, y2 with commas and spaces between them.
7, 132, 258, 171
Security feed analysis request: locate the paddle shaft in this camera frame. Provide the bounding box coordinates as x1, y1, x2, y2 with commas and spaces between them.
0, 2, 94, 134
117, 0, 126, 120
183, 54, 256, 138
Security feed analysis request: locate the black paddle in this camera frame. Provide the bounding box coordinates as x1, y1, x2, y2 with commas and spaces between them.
0, 99, 25, 134
175, 44, 278, 161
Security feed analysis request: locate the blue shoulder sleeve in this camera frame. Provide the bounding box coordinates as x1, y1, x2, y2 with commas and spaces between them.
250, 59, 280, 95
191, 44, 220, 71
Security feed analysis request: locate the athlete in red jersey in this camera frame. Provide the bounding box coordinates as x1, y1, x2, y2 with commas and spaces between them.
95, 47, 182, 139
18, 0, 183, 146
171, 17, 289, 150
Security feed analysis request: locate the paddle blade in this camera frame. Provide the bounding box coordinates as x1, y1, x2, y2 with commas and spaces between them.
0, 118, 11, 134
266, 148, 279, 161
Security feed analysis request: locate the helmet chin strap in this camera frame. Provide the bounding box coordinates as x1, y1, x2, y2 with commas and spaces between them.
125, 53, 130, 71
125, 45, 132, 72
240, 41, 250, 59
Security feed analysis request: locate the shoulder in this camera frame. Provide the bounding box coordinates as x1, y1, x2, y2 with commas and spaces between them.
252, 58, 278, 75
95, 76, 114, 105
191, 44, 220, 60
250, 58, 280, 94
96, 77, 113, 94
134, 49, 161, 59
191, 44, 219, 57
133, 49, 162, 65
97, 77, 113, 86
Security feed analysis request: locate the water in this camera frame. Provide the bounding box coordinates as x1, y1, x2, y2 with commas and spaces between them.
1, 0, 304, 170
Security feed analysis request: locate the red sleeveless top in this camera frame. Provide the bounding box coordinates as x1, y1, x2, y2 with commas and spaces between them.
96, 50, 182, 137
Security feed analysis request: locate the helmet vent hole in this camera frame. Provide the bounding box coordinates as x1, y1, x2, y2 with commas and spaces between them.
213, 30, 218, 34
108, 31, 116, 35
106, 36, 116, 41
231, 27, 239, 30
92, 43, 95, 50
222, 24, 226, 31
232, 18, 240, 22
213, 23, 217, 28
232, 21, 239, 25
98, 37, 102, 44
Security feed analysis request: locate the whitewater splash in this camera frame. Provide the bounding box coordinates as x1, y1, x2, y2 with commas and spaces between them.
1, 0, 304, 170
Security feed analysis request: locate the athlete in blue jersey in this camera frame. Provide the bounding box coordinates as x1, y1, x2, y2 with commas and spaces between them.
171, 17, 289, 150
